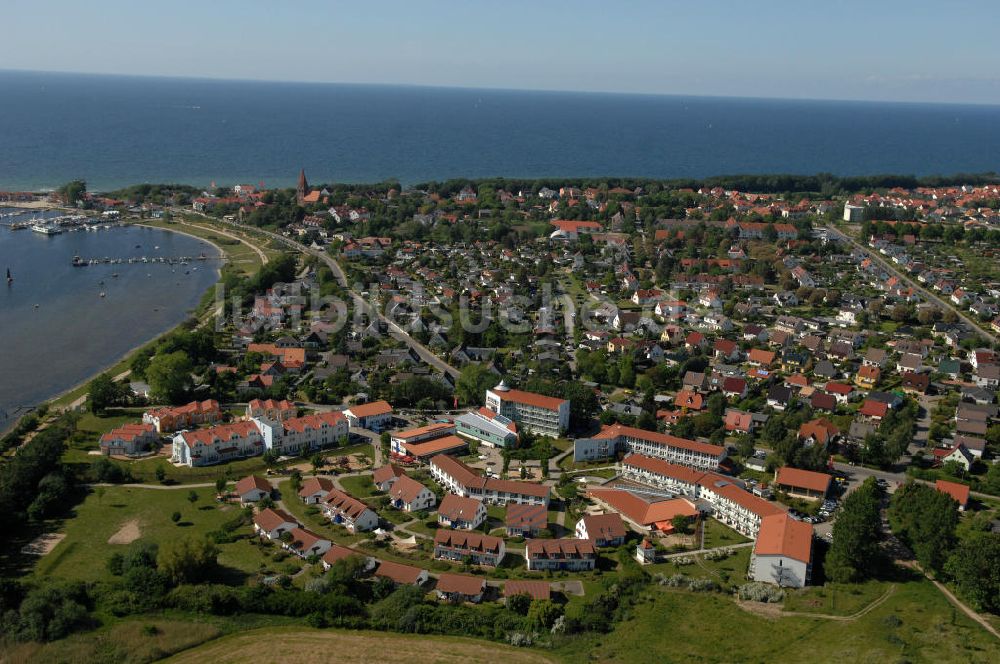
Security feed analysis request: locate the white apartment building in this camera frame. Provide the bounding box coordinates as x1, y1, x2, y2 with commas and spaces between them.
575, 424, 726, 470
485, 381, 569, 437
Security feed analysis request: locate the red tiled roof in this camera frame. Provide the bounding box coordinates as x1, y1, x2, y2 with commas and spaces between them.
493, 388, 567, 411
506, 502, 547, 529
775, 466, 832, 494
436, 572, 485, 596
439, 494, 485, 522
372, 464, 405, 485
235, 474, 272, 495
589, 488, 698, 527
754, 513, 813, 563
434, 528, 504, 553
935, 479, 970, 506
579, 512, 628, 540
374, 560, 424, 584
859, 400, 888, 418
322, 543, 364, 566
391, 422, 454, 440
348, 400, 393, 418
404, 434, 468, 458
282, 411, 346, 434
525, 538, 596, 557
253, 507, 298, 532
298, 476, 334, 497
503, 580, 551, 600
389, 474, 430, 503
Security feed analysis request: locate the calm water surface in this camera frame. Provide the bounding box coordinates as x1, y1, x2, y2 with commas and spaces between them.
1, 70, 998, 191
0, 216, 220, 418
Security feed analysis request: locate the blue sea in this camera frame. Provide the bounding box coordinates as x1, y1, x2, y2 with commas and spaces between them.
1, 69, 999, 192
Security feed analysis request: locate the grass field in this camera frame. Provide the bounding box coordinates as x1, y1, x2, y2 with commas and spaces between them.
34, 485, 295, 584
553, 579, 1000, 663
338, 473, 378, 498
782, 580, 894, 616
164, 627, 555, 664
701, 517, 752, 549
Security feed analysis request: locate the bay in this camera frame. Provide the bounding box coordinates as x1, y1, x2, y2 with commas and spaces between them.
0, 219, 221, 419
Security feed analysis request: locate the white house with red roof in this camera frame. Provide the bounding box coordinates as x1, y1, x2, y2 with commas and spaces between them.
253, 411, 348, 456
430, 454, 551, 506
171, 421, 264, 467
749, 513, 813, 587
234, 475, 273, 503
549, 219, 601, 240
388, 474, 437, 512
485, 381, 569, 437
574, 424, 726, 470
344, 400, 394, 431
99, 423, 159, 457
320, 489, 379, 532
246, 398, 297, 421
284, 527, 332, 559
438, 494, 487, 530
298, 476, 335, 504
525, 539, 597, 571
253, 507, 299, 540
934, 479, 971, 511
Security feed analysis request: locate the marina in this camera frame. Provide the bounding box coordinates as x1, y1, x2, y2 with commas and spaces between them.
70, 253, 214, 266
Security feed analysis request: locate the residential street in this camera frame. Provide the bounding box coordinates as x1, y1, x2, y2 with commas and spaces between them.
823, 224, 998, 344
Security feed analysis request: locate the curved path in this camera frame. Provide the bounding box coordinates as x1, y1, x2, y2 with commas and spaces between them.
178, 219, 270, 266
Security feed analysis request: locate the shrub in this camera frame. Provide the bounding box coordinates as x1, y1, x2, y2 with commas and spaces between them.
687, 578, 718, 592
737, 582, 785, 603
704, 547, 733, 561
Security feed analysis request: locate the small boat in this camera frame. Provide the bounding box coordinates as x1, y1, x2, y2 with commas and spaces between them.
34, 303, 39, 308
112, 273, 119, 278
5, 268, 11, 285
99, 292, 106, 298
135, 244, 141, 248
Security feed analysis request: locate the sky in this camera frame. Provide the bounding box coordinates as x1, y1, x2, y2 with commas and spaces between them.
3, 0, 1000, 105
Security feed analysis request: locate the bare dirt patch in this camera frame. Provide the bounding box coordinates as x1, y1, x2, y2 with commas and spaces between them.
107, 519, 141, 545
21, 533, 66, 556
734, 599, 784, 619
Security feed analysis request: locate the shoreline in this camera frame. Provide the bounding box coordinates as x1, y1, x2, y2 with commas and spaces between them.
1, 221, 229, 434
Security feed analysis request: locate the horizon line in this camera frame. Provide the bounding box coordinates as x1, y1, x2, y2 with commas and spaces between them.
4, 67, 1000, 110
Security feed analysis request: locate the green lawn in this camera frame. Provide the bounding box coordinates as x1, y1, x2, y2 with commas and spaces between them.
405, 519, 440, 538
377, 507, 413, 526
34, 486, 287, 584
339, 473, 378, 498
701, 518, 752, 549
553, 578, 1000, 663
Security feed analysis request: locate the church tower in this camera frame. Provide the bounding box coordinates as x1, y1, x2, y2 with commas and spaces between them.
296, 168, 308, 204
